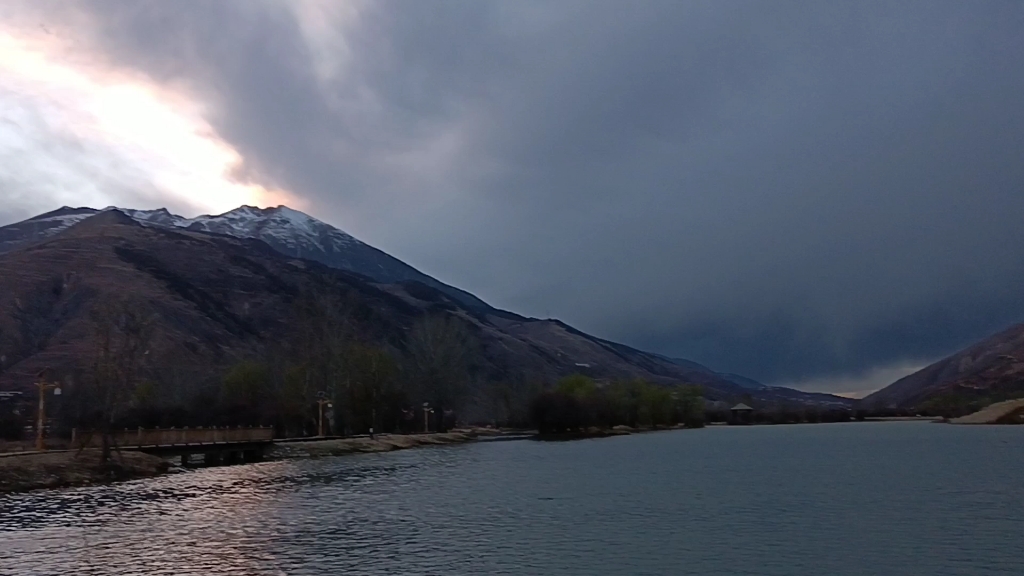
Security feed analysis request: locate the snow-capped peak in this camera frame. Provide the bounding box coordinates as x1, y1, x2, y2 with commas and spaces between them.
120, 205, 359, 255
198, 205, 319, 236
273, 205, 318, 231
3, 203, 488, 310
7, 205, 358, 255
116, 207, 191, 228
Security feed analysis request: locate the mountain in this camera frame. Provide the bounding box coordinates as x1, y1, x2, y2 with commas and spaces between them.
0, 205, 851, 412
0, 205, 488, 310
0, 206, 97, 252
863, 322, 1024, 409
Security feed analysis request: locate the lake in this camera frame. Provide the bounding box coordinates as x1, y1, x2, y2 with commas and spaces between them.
1, 422, 1022, 575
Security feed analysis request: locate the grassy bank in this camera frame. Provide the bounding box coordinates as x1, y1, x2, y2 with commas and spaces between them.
0, 450, 169, 494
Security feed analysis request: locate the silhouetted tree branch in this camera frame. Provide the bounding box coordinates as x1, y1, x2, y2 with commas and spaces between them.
406, 314, 473, 432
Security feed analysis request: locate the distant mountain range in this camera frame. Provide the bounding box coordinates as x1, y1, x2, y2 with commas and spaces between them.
864, 322, 1024, 409
0, 205, 852, 411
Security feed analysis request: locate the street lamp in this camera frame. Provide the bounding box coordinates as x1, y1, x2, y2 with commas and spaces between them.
34, 368, 61, 451
422, 402, 434, 434
316, 391, 332, 437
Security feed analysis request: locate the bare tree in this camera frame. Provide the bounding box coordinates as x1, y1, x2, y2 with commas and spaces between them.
347, 345, 401, 435
12, 293, 55, 360
486, 376, 538, 428
84, 298, 154, 462
291, 289, 354, 435
405, 314, 474, 432
0, 324, 7, 375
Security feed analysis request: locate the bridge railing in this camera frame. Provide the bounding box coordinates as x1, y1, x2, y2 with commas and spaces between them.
80, 426, 274, 448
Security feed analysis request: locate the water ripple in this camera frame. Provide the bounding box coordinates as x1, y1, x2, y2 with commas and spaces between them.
2, 423, 1022, 575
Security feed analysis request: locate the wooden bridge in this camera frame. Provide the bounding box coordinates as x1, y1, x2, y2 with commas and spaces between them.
82, 426, 275, 467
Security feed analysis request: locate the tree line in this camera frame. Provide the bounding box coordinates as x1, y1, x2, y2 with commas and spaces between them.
1, 287, 482, 457
5, 281, 941, 456
529, 374, 706, 433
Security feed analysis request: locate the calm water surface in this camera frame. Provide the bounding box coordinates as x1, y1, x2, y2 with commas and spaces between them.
1, 422, 1022, 575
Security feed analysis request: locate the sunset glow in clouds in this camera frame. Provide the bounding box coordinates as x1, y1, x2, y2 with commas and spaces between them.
0, 29, 297, 217
2, 1, 1023, 393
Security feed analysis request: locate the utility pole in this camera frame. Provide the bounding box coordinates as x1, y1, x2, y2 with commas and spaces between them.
34, 369, 60, 451
370, 385, 377, 440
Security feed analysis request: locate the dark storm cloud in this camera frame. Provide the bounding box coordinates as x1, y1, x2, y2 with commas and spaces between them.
19, 0, 1024, 390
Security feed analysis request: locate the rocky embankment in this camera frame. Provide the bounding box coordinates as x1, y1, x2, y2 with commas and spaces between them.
267, 432, 480, 459
0, 450, 169, 493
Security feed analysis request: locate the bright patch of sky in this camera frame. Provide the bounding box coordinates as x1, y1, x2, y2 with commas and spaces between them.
779, 361, 928, 399
0, 28, 299, 221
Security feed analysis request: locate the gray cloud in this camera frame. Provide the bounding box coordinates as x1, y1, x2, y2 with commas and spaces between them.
7, 0, 1024, 391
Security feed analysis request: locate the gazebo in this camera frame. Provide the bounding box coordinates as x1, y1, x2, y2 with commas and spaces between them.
729, 403, 754, 425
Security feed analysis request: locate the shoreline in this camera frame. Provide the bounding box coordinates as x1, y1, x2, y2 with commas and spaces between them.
266, 431, 482, 459
0, 418, 973, 494
532, 424, 692, 441
0, 430, 503, 494
0, 450, 170, 494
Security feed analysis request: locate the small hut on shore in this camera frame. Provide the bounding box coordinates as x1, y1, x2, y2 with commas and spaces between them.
729, 403, 754, 425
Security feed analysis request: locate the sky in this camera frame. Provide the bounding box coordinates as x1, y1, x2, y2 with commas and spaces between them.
2, 1, 1023, 396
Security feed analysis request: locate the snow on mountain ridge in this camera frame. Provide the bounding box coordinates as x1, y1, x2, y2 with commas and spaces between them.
30, 213, 94, 226
16, 204, 362, 258
3, 204, 491, 310
116, 205, 359, 253
11, 212, 94, 239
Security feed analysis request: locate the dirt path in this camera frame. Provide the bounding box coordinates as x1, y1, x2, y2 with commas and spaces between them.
950, 399, 1024, 424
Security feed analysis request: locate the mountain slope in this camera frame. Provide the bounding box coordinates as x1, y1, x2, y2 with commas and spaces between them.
0, 206, 489, 309
0, 208, 851, 411
863, 322, 1024, 408
0, 206, 96, 253
657, 355, 771, 390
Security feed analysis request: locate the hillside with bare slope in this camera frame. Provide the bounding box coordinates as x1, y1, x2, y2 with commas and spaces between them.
863, 322, 1024, 410
0, 209, 851, 413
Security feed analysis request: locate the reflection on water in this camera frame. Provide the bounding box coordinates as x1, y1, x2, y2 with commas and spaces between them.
2, 422, 1023, 575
